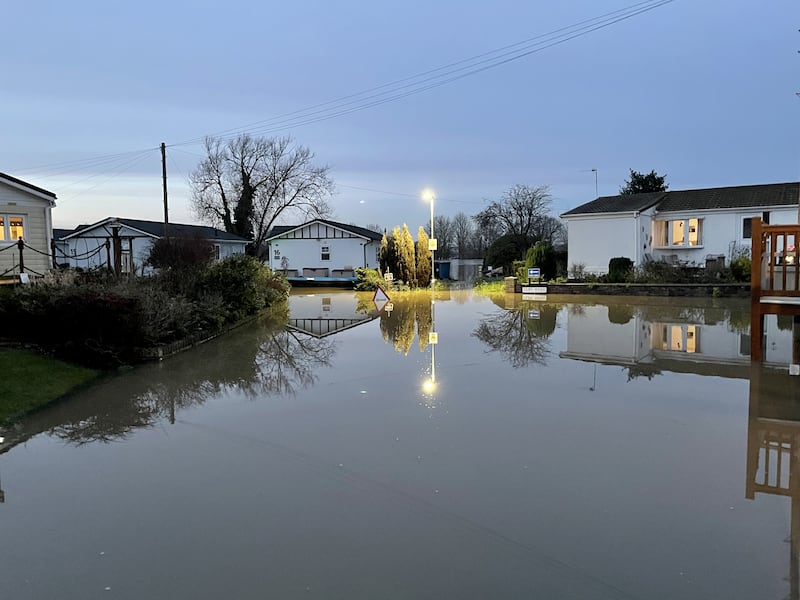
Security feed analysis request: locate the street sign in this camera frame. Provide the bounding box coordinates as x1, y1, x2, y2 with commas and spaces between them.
429, 332, 438, 344
527, 310, 541, 319
428, 239, 438, 251
528, 267, 541, 280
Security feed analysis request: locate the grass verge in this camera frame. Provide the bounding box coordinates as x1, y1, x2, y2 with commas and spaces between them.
0, 348, 99, 424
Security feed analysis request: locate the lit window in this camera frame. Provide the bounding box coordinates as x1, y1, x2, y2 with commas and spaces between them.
0, 217, 4, 241
321, 245, 330, 261
661, 324, 700, 353
654, 218, 703, 247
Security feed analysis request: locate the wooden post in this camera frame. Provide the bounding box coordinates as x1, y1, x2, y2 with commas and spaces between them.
17, 238, 24, 273
105, 239, 111, 271
161, 142, 169, 238
112, 227, 121, 276
751, 218, 763, 362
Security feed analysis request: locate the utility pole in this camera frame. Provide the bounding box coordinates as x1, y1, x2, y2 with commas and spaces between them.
591, 168, 599, 197
161, 142, 169, 237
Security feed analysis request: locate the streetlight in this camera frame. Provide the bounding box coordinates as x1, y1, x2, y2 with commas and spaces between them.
422, 189, 436, 290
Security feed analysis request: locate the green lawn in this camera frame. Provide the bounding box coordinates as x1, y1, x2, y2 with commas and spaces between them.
0, 348, 99, 423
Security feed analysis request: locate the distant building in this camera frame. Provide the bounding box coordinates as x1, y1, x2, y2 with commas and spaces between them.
0, 172, 57, 276
561, 182, 800, 275
265, 219, 382, 284
54, 217, 249, 274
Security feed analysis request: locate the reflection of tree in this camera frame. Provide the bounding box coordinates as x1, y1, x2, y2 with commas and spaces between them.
379, 294, 434, 355
473, 303, 560, 367
6, 313, 336, 448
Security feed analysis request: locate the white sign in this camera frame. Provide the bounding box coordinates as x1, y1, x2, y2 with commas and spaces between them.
428, 238, 438, 251
522, 294, 548, 301
527, 310, 541, 319
521, 286, 547, 295
18, 273, 30, 285
528, 267, 541, 279
429, 332, 438, 344
384, 272, 394, 281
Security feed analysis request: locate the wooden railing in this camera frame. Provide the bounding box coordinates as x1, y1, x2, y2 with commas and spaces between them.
751, 217, 800, 299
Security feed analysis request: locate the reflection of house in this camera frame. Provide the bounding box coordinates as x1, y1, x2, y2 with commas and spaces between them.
265, 219, 382, 284
560, 301, 793, 375
747, 368, 800, 599
54, 218, 248, 274
287, 293, 380, 338
561, 182, 800, 275
0, 172, 57, 276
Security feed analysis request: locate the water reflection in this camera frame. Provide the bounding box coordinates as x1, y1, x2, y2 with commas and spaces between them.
0, 309, 338, 451
559, 297, 793, 378
472, 294, 561, 367
747, 366, 800, 599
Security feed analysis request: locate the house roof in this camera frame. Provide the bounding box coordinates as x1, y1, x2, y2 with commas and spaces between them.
561, 182, 800, 217
0, 172, 57, 201
52, 228, 74, 240
266, 219, 383, 241
61, 217, 249, 242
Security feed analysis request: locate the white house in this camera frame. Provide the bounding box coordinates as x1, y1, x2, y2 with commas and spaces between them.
0, 172, 57, 277
54, 217, 249, 274
561, 182, 800, 275
265, 219, 383, 282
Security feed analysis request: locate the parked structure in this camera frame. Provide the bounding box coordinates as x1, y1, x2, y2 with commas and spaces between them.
561, 182, 800, 275
265, 219, 382, 284
54, 218, 249, 274
0, 172, 57, 277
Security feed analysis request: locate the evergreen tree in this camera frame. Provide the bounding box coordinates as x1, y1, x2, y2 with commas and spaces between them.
397, 224, 417, 286
416, 227, 432, 288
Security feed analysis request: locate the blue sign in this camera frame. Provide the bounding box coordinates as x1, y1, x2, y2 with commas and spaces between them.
528, 267, 541, 279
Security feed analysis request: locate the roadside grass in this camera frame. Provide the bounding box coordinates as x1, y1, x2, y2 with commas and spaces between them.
0, 348, 99, 424
473, 280, 506, 294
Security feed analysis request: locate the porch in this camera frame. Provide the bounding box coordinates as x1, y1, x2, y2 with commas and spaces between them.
750, 217, 800, 362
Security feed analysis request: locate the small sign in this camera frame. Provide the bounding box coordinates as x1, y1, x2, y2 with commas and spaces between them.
528, 267, 541, 280
790, 364, 800, 376
522, 294, 548, 301
428, 238, 438, 251
384, 272, 394, 281
527, 310, 541, 319
373, 286, 390, 303
429, 332, 438, 344
385, 302, 394, 314
521, 286, 547, 295
18, 273, 30, 285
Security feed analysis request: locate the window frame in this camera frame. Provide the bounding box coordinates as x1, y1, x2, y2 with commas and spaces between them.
653, 217, 704, 248
320, 245, 331, 261
0, 214, 26, 244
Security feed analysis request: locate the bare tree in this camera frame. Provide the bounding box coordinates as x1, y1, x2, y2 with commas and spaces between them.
424, 215, 453, 259
474, 184, 552, 257
452, 211, 474, 258
536, 215, 567, 248
190, 134, 334, 258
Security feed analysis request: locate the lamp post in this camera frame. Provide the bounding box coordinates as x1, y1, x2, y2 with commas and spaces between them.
591, 168, 598, 197
422, 189, 436, 289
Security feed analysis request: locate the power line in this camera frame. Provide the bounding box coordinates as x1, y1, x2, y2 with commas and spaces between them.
172, 0, 673, 146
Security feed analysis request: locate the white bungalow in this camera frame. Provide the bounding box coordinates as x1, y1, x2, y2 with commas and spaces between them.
54, 217, 249, 274
561, 182, 800, 276
0, 172, 57, 278
265, 219, 383, 283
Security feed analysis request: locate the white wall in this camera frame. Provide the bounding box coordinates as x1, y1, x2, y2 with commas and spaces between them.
566, 214, 638, 275
268, 237, 379, 274
0, 183, 53, 275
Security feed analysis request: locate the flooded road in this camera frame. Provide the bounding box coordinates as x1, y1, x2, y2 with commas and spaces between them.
0, 290, 797, 599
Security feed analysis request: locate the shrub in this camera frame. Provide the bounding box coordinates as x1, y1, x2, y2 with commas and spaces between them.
607, 257, 634, 283
730, 255, 751, 282
202, 254, 289, 321
146, 237, 214, 270
354, 267, 389, 291
527, 242, 557, 280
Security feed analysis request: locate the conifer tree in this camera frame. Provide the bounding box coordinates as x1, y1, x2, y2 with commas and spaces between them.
416, 226, 432, 288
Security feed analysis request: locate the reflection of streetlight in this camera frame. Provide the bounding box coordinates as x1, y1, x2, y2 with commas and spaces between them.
422, 189, 436, 289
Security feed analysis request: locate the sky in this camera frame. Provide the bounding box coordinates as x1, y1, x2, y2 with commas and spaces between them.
2, 0, 798, 232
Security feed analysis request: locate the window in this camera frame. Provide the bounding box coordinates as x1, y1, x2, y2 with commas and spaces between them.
0, 215, 25, 242
743, 212, 770, 239
654, 218, 703, 247
321, 245, 330, 261
661, 324, 700, 353
214, 245, 221, 260
743, 218, 752, 239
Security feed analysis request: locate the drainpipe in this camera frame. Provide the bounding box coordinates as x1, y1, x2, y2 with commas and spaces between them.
363, 242, 367, 267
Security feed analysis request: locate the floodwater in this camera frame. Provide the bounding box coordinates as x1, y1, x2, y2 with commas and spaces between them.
1, 289, 799, 599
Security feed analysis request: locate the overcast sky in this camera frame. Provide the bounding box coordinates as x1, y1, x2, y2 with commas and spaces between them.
2, 0, 798, 231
